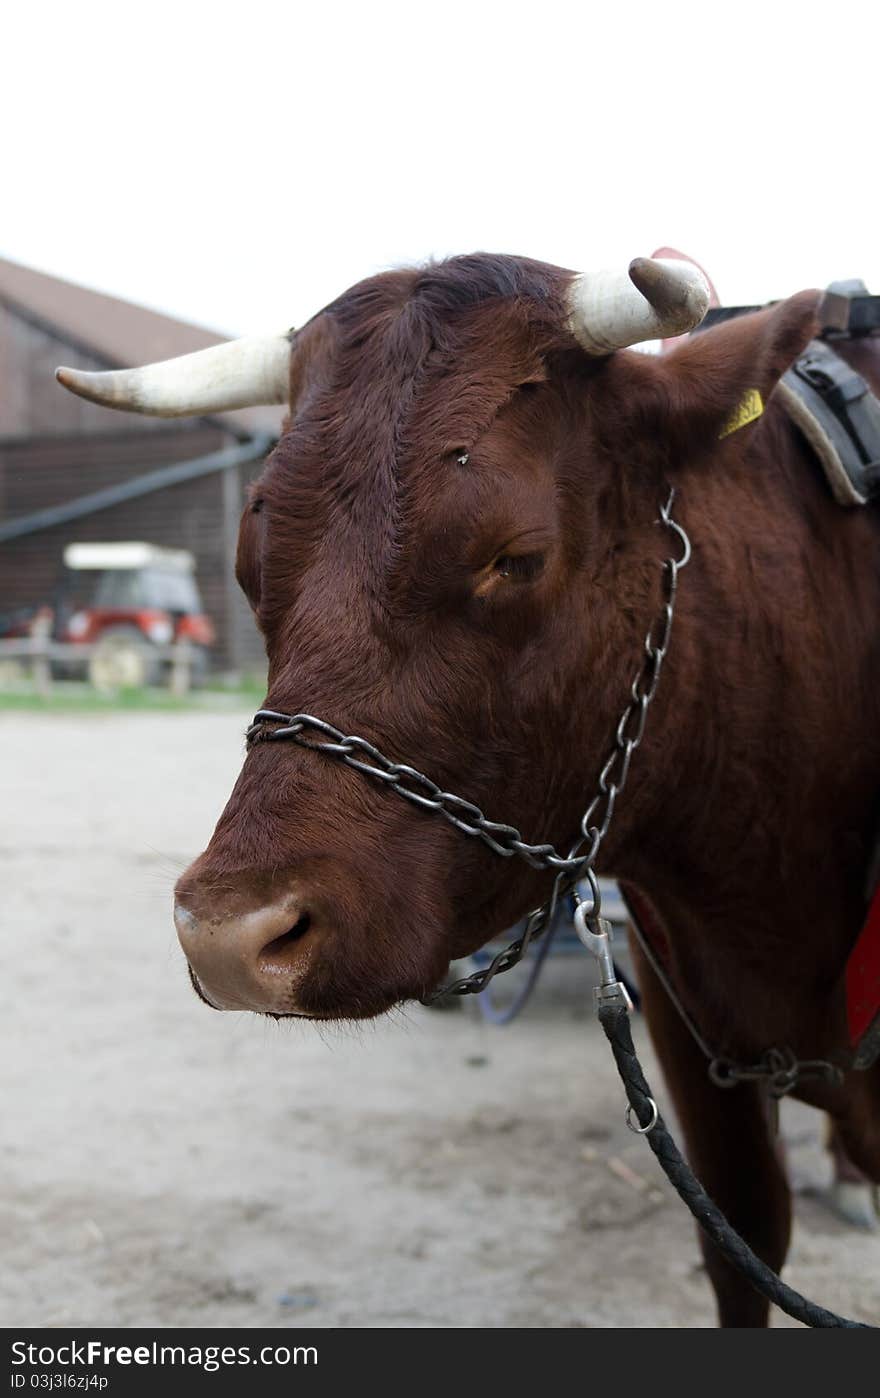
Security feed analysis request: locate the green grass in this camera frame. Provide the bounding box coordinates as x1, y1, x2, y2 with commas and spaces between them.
0, 676, 267, 714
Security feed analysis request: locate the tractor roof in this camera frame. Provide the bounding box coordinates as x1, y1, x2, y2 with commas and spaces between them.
63, 542, 195, 572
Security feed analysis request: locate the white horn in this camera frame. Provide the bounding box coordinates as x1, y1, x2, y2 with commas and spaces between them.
567, 258, 709, 354
56, 333, 293, 417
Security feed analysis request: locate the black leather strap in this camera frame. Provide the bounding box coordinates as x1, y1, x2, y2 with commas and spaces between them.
788, 341, 880, 500
698, 287, 880, 341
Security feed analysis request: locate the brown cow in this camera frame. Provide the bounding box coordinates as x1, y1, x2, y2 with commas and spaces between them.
57, 254, 880, 1326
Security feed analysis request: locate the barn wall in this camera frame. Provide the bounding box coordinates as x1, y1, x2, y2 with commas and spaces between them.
0, 422, 222, 520
0, 428, 267, 673
0, 301, 162, 439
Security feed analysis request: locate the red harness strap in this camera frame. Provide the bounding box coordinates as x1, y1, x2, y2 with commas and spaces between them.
846, 881, 880, 1068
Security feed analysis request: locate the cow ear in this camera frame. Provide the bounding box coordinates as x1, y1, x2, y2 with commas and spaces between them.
634, 290, 822, 463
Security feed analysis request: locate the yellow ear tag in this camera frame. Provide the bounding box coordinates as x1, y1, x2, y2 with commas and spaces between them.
719, 388, 764, 439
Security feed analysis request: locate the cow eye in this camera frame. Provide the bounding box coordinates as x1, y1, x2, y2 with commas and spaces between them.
493, 552, 545, 582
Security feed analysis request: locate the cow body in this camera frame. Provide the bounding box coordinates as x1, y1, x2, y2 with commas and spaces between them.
57, 254, 880, 1324
624, 339, 880, 1323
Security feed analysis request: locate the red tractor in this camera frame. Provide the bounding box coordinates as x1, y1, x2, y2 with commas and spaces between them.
53, 542, 215, 689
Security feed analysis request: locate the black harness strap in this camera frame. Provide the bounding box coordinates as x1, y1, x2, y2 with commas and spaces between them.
700, 284, 880, 340
821, 282, 880, 339
788, 340, 880, 502
700, 282, 880, 507
598, 1001, 871, 1328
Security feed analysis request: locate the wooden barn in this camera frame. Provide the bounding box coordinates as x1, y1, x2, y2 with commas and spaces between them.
0, 257, 283, 673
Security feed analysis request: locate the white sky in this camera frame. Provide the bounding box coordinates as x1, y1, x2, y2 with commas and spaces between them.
3, 1, 878, 338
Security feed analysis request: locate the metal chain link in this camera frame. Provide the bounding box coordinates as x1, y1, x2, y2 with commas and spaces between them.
246, 487, 691, 1001
626, 889, 844, 1096
247, 713, 593, 874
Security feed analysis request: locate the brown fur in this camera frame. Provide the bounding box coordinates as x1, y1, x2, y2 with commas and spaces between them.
176, 254, 880, 1324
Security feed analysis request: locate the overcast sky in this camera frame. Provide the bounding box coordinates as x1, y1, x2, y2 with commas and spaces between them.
3, 1, 878, 338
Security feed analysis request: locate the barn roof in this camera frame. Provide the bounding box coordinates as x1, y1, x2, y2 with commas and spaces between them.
0, 255, 283, 439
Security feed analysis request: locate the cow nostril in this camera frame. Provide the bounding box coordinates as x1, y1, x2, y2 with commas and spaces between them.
259, 912, 313, 970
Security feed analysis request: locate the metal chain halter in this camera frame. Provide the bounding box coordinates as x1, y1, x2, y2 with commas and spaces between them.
246, 487, 691, 1001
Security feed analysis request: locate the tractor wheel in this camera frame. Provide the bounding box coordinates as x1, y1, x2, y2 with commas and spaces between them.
88, 626, 161, 694
187, 644, 211, 689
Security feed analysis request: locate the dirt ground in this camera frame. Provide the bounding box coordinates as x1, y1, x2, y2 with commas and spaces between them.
2, 709, 878, 1329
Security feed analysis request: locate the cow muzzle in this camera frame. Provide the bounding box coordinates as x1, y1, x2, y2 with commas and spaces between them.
173, 886, 321, 1017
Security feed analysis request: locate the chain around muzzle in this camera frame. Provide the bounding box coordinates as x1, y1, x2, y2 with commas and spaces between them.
246, 487, 691, 1001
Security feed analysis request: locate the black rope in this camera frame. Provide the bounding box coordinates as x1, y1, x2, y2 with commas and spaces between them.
597, 1002, 873, 1329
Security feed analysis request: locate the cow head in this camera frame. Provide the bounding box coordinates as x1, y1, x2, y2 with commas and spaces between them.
57, 254, 820, 1019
